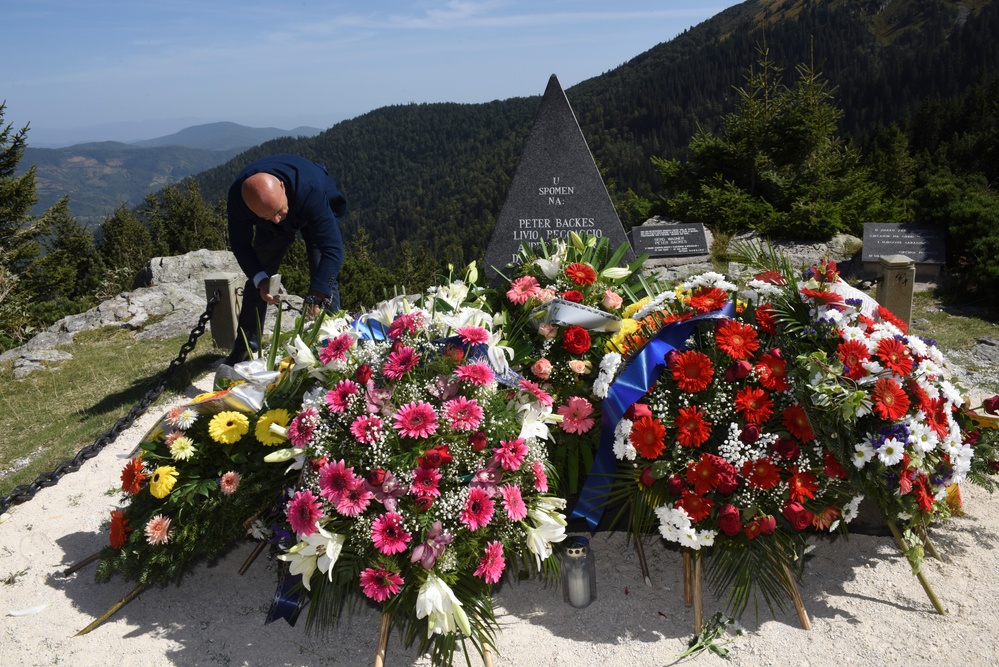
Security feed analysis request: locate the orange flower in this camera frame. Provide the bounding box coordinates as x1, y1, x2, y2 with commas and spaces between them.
811, 505, 841, 530
630, 416, 667, 459
109, 509, 131, 549
837, 339, 871, 380
677, 489, 714, 523
675, 406, 711, 448
755, 352, 789, 391
686, 453, 720, 495
871, 378, 910, 421
877, 337, 914, 377
671, 350, 713, 393
564, 262, 597, 286
786, 468, 819, 503
715, 320, 760, 360
120, 457, 146, 495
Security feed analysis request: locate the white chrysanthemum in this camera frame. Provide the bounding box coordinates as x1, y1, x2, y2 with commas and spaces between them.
170, 435, 197, 461
914, 359, 941, 379
841, 495, 864, 524
940, 380, 964, 407
907, 336, 929, 358
613, 418, 636, 461
877, 437, 905, 466
683, 271, 737, 292
746, 279, 783, 299
852, 440, 876, 469
838, 325, 868, 345
634, 290, 677, 321
172, 408, 198, 430
861, 358, 885, 377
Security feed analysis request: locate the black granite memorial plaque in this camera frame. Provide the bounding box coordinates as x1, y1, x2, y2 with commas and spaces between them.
630, 223, 708, 257
861, 224, 946, 264
483, 75, 634, 280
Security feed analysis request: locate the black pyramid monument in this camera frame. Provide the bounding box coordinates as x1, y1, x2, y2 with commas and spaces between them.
483, 74, 635, 280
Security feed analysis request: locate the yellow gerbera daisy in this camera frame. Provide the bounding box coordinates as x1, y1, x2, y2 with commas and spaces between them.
209, 411, 250, 444
256, 409, 291, 446
149, 465, 179, 498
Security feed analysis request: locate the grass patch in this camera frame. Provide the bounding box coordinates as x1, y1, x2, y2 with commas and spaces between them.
0, 327, 222, 498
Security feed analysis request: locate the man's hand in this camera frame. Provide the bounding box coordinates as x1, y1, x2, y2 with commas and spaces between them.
303, 290, 329, 321
259, 278, 281, 304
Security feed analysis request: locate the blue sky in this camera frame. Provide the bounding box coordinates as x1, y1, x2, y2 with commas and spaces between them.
1, 1, 742, 144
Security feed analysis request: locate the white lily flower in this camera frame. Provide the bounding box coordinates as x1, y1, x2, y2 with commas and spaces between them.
285, 335, 319, 375
263, 447, 306, 472
524, 500, 567, 567
533, 257, 562, 281
276, 527, 346, 590
518, 405, 553, 441
600, 267, 632, 280
415, 574, 472, 637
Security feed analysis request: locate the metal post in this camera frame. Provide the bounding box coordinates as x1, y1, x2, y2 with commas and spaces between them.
204, 273, 242, 351
876, 254, 915, 329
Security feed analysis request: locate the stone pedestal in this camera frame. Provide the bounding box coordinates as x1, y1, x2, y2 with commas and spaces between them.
876, 254, 915, 328
204, 273, 242, 351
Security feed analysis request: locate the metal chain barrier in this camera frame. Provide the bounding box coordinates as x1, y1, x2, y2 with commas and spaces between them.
0, 291, 221, 516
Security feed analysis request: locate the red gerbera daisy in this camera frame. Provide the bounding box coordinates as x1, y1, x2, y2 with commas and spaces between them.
877, 337, 914, 377
921, 396, 950, 438
754, 271, 786, 286
838, 339, 871, 380
675, 406, 712, 448
677, 489, 714, 523
120, 457, 146, 495
755, 352, 789, 391
687, 287, 728, 313
565, 262, 598, 286
686, 453, 720, 495
630, 415, 667, 459
755, 304, 778, 335
781, 403, 815, 442
109, 508, 132, 549
734, 386, 774, 424
871, 378, 911, 421
715, 320, 760, 360
741, 457, 781, 490
787, 468, 819, 503
799, 287, 844, 306
672, 350, 714, 393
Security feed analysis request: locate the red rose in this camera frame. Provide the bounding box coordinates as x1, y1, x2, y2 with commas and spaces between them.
758, 515, 777, 535
744, 519, 762, 540
773, 437, 800, 460
355, 363, 373, 384
367, 468, 386, 486
639, 467, 657, 488
740, 423, 761, 444
724, 360, 753, 382
984, 395, 999, 415
667, 474, 686, 496
561, 290, 585, 303
664, 350, 680, 369
823, 452, 848, 479
469, 431, 488, 453
625, 403, 652, 421
444, 345, 465, 363
562, 326, 591, 355
413, 495, 434, 511
717, 504, 742, 537
310, 455, 328, 472
782, 502, 813, 531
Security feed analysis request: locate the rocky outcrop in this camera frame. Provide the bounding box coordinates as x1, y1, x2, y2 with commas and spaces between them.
0, 250, 299, 378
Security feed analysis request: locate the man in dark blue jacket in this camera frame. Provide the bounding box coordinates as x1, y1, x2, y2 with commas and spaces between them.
224, 154, 348, 365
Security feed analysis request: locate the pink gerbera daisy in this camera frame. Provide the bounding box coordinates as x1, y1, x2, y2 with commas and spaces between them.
335, 479, 374, 517
518, 379, 553, 406
219, 471, 241, 495
557, 396, 596, 434
444, 396, 484, 431
454, 362, 495, 386
350, 414, 384, 444
387, 312, 423, 340
411, 466, 443, 498
499, 484, 528, 521
287, 407, 319, 447
325, 379, 360, 413
371, 512, 411, 555
474, 541, 506, 584
460, 487, 495, 531
144, 514, 174, 545
382, 345, 421, 380
319, 333, 355, 364
507, 275, 540, 304
456, 326, 490, 345
393, 401, 439, 439
286, 489, 323, 537
493, 438, 528, 471
318, 459, 357, 504
532, 460, 549, 492
359, 566, 404, 602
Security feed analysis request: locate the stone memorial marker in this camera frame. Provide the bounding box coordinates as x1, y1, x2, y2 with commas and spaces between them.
483, 74, 634, 280
630, 222, 709, 257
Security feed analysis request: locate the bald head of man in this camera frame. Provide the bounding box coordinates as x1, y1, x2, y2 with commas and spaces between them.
242, 172, 289, 224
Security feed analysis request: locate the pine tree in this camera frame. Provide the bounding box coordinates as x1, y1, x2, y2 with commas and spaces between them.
96, 202, 154, 297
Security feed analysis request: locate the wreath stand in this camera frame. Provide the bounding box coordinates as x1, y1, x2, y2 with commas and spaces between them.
371, 612, 495, 667
681, 548, 811, 633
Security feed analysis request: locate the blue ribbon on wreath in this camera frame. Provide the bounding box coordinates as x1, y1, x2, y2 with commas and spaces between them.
570, 302, 736, 531
265, 570, 308, 626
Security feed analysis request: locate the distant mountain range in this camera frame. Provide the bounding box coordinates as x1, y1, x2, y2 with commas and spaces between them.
22, 122, 323, 223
